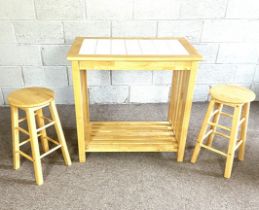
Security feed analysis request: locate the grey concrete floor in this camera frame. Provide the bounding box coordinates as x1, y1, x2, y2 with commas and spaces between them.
0, 102, 259, 210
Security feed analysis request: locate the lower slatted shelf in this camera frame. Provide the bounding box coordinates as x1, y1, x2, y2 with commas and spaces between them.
85, 121, 178, 152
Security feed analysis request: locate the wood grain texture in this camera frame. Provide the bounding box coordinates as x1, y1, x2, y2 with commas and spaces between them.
224, 105, 242, 178
191, 84, 255, 178
26, 108, 44, 185
72, 61, 86, 162
49, 101, 72, 166
210, 85, 256, 104
36, 109, 49, 152
11, 106, 20, 169
238, 103, 250, 161
68, 36, 202, 162
9, 88, 71, 185
87, 122, 177, 152
8, 87, 54, 108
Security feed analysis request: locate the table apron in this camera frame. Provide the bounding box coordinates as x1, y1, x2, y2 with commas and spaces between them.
79, 60, 192, 71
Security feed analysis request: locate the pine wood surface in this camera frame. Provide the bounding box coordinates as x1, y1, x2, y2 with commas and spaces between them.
68, 37, 202, 162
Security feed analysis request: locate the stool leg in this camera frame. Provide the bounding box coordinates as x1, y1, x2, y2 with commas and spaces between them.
191, 100, 216, 163
49, 101, 71, 166
11, 106, 20, 169
26, 109, 44, 185
206, 103, 223, 147
224, 105, 241, 179
36, 109, 49, 152
238, 103, 250, 161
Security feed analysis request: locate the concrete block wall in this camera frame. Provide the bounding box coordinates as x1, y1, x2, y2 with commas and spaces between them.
0, 0, 259, 104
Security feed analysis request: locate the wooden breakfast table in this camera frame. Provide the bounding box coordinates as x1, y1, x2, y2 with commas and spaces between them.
67, 37, 202, 163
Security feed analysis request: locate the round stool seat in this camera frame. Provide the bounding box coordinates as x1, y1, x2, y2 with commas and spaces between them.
8, 87, 54, 108
210, 85, 255, 104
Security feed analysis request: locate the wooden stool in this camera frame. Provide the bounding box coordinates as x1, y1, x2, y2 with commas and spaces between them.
8, 87, 72, 185
191, 85, 255, 178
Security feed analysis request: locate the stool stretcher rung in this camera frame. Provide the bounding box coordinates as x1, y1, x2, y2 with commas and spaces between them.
40, 145, 62, 159
234, 139, 243, 151
45, 136, 60, 145
210, 109, 219, 118
19, 138, 31, 146
18, 117, 27, 123
40, 116, 53, 123
37, 121, 55, 132
18, 113, 38, 123
200, 144, 227, 157
238, 118, 245, 127
19, 151, 33, 161
208, 122, 231, 131
220, 112, 233, 118
17, 127, 30, 136
202, 129, 213, 141
214, 131, 230, 139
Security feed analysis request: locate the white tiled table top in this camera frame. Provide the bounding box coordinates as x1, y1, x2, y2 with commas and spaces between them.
79, 38, 189, 56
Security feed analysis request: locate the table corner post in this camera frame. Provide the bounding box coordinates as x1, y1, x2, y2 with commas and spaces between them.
72, 61, 86, 163
177, 61, 199, 162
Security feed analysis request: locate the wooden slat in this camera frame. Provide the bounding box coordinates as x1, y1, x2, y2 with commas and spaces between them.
89, 140, 174, 145
91, 124, 173, 130
86, 144, 177, 152
91, 126, 172, 131
87, 121, 177, 152
91, 122, 174, 136
91, 121, 170, 125
91, 136, 175, 141
92, 131, 174, 136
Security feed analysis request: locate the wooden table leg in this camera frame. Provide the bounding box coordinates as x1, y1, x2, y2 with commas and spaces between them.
177, 62, 198, 162
72, 61, 87, 162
